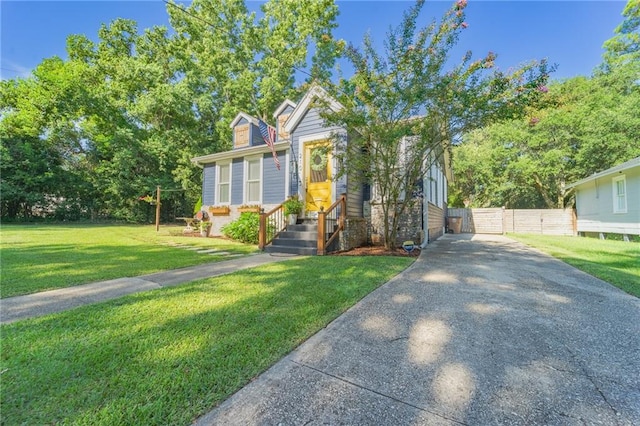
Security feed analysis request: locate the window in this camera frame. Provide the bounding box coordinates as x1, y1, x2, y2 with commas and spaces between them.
217, 162, 231, 204
245, 157, 262, 204
613, 175, 627, 213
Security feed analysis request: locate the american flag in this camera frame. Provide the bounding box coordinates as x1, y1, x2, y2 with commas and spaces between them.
258, 119, 280, 170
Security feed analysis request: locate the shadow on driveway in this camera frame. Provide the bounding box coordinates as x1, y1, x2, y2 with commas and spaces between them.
198, 234, 640, 425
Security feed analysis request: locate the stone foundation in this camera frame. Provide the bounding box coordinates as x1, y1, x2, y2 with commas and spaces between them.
339, 218, 368, 251
369, 202, 423, 246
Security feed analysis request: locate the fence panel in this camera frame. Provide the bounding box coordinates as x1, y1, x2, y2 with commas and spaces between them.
447, 208, 575, 235
446, 208, 475, 233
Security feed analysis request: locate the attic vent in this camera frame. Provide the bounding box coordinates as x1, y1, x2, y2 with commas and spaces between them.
278, 114, 290, 140
234, 124, 250, 148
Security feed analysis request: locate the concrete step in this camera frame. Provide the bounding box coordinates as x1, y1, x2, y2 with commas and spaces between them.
265, 245, 317, 256
286, 223, 318, 232
271, 238, 317, 248
278, 230, 317, 240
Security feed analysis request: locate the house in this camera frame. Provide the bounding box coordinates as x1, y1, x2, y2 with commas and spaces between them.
191, 85, 450, 253
566, 156, 640, 240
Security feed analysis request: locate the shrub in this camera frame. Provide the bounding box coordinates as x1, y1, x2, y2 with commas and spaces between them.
221, 212, 260, 244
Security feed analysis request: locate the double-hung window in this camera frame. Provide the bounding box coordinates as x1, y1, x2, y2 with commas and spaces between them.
612, 175, 627, 213
245, 157, 262, 204
217, 162, 231, 204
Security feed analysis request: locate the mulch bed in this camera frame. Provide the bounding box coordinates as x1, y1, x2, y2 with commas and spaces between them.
331, 245, 420, 257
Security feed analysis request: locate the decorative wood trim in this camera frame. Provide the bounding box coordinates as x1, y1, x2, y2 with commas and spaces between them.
277, 114, 290, 140
238, 206, 260, 213
234, 124, 250, 148
209, 206, 230, 216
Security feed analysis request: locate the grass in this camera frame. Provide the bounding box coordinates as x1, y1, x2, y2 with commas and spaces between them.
509, 234, 640, 297
0, 256, 413, 425
0, 224, 258, 298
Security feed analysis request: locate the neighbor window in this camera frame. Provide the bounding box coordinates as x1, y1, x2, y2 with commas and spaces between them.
613, 175, 627, 213
245, 157, 261, 204
217, 162, 231, 204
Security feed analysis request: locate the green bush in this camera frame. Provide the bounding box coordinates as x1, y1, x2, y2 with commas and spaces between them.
221, 212, 260, 244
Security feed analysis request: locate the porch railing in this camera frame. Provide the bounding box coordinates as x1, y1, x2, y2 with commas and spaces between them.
258, 203, 286, 250
317, 193, 346, 255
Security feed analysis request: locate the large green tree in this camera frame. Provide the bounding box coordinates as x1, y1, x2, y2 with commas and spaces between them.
0, 0, 343, 221
323, 0, 551, 248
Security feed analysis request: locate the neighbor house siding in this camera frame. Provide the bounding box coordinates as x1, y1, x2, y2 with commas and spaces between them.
263, 150, 286, 204
575, 165, 640, 235
231, 158, 244, 205
203, 163, 216, 205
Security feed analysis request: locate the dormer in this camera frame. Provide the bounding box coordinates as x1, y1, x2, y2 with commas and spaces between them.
229, 112, 264, 149
273, 100, 296, 142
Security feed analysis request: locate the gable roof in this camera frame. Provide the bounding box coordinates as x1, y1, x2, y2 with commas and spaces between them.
273, 99, 297, 118
566, 156, 640, 189
229, 112, 258, 128
283, 84, 343, 134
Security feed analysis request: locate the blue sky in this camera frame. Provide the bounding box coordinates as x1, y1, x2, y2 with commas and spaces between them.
0, 1, 627, 82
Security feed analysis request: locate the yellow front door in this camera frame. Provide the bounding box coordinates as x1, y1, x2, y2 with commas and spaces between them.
305, 142, 332, 214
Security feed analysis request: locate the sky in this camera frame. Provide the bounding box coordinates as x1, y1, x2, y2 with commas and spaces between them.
0, 1, 628, 82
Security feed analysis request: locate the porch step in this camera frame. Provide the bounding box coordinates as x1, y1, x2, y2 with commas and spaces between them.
265, 245, 317, 256
265, 221, 318, 256
271, 238, 317, 248
277, 230, 317, 240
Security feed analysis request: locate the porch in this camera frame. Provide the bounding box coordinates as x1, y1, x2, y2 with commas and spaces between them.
259, 194, 357, 255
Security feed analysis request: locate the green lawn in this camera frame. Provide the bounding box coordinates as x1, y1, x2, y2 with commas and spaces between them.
0, 224, 257, 298
509, 234, 640, 297
0, 256, 413, 425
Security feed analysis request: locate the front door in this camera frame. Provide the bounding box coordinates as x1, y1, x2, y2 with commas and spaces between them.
304, 141, 332, 215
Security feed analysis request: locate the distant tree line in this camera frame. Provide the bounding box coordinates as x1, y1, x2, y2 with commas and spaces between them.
449, 0, 640, 209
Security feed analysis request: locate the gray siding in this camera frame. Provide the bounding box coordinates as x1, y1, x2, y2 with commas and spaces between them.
346, 173, 363, 217
263, 150, 286, 203
251, 123, 265, 147
231, 158, 244, 205
203, 163, 216, 205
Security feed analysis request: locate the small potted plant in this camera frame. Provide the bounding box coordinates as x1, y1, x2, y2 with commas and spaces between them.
282, 195, 304, 225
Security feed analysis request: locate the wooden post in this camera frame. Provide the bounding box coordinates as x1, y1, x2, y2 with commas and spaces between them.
258, 209, 266, 250
317, 207, 326, 255
155, 186, 161, 232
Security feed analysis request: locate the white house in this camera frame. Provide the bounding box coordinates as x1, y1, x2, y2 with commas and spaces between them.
566, 157, 640, 240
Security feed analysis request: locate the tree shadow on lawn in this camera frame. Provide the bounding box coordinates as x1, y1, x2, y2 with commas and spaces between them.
0, 256, 409, 425
0, 243, 223, 298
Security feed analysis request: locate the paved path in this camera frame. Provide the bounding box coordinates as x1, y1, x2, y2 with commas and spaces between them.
198, 234, 640, 425
1, 253, 298, 324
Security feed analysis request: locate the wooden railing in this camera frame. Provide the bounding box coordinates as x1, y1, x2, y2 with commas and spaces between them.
258, 203, 286, 250
317, 194, 346, 255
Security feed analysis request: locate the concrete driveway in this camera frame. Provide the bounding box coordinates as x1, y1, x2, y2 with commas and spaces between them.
197, 234, 640, 425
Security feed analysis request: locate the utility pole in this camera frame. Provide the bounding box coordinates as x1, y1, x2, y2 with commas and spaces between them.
155, 186, 161, 231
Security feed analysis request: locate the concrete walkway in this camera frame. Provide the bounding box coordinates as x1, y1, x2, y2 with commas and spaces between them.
1, 253, 298, 324
197, 234, 640, 425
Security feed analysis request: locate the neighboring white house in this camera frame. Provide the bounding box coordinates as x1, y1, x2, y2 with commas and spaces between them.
566, 157, 640, 239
